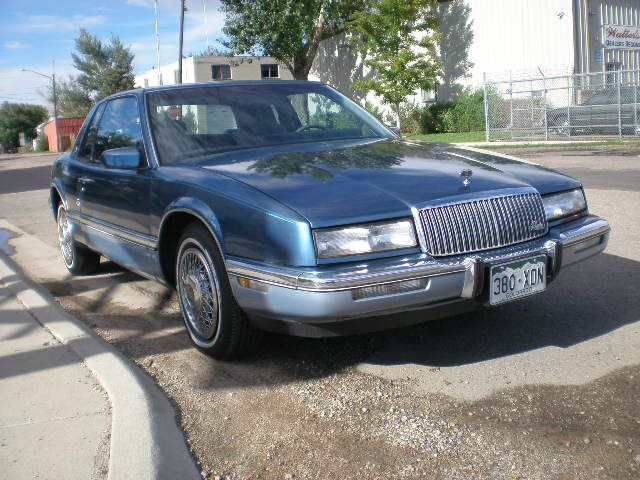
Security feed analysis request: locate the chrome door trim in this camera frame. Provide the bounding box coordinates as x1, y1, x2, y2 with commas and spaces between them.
69, 212, 158, 249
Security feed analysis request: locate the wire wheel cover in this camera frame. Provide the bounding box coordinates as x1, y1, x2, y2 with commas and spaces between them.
178, 246, 219, 340
57, 209, 74, 266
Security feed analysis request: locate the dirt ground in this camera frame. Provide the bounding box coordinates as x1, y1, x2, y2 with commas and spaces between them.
1, 150, 639, 479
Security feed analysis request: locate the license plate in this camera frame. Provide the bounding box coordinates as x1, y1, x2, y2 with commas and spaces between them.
489, 255, 547, 306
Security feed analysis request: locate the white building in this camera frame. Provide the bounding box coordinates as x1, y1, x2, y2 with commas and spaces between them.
134, 55, 294, 88
462, 0, 640, 85
135, 0, 640, 111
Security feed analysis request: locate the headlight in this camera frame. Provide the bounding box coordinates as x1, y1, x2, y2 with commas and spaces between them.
314, 219, 417, 259
542, 189, 587, 221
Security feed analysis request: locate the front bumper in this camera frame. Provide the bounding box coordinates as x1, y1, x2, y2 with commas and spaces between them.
227, 215, 610, 336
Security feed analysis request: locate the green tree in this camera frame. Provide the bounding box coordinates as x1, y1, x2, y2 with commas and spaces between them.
49, 29, 135, 117
349, 0, 441, 129
221, 0, 366, 80
54, 77, 93, 118
73, 29, 135, 98
0, 102, 48, 147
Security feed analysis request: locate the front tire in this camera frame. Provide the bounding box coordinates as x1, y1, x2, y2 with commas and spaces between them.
57, 205, 100, 275
176, 222, 261, 358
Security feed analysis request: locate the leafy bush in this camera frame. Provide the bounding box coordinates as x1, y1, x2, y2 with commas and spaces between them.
396, 102, 456, 135
360, 89, 486, 136
35, 134, 49, 152
398, 103, 423, 135
442, 88, 485, 133
421, 102, 455, 133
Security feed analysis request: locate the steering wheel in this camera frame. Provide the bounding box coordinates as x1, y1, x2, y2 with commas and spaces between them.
295, 124, 327, 133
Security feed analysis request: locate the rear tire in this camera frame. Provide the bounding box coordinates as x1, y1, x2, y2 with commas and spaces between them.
175, 222, 261, 358
57, 205, 100, 275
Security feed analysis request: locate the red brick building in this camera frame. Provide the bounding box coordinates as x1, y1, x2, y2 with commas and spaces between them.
43, 117, 84, 152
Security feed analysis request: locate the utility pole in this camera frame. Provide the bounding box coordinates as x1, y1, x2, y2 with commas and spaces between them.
21, 67, 61, 152
154, 0, 161, 85
51, 72, 60, 151
177, 0, 185, 84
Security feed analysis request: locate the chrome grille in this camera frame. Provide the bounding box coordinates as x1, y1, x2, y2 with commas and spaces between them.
419, 193, 548, 257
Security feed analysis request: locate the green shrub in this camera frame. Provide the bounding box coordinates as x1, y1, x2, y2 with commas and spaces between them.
35, 134, 48, 152
398, 102, 423, 135
421, 102, 454, 133
442, 88, 485, 133
361, 92, 485, 135
396, 102, 457, 135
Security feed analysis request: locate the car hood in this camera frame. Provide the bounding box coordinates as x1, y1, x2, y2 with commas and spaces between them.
199, 139, 581, 227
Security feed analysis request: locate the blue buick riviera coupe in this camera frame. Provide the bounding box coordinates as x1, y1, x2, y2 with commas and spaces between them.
51, 81, 610, 357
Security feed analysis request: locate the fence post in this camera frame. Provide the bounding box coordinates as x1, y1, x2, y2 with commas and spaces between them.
567, 75, 572, 138
483, 72, 490, 142
542, 75, 548, 141
509, 71, 514, 139
618, 69, 623, 139
635, 78, 638, 136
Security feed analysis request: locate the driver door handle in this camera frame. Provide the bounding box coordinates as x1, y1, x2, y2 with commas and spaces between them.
78, 177, 95, 184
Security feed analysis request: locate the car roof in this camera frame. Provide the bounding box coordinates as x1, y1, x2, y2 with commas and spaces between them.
109, 79, 326, 99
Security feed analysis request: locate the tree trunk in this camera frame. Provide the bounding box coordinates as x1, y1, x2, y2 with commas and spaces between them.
293, 69, 309, 80
395, 103, 402, 131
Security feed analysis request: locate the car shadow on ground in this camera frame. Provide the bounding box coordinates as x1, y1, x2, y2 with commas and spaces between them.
5, 252, 637, 390
249, 254, 640, 374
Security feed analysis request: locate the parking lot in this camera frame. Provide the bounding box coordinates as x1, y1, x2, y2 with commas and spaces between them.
0, 148, 639, 479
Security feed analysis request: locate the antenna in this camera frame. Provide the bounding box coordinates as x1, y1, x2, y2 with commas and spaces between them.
154, 0, 161, 85
203, 0, 209, 52
178, 0, 185, 84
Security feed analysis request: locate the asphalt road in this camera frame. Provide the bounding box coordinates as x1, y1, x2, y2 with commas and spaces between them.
0, 150, 639, 479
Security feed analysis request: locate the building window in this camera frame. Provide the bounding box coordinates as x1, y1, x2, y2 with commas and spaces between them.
261, 64, 279, 79
211, 64, 232, 80
143, 78, 149, 88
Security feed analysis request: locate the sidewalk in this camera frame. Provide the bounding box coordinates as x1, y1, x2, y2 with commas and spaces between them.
0, 268, 110, 479
0, 250, 200, 480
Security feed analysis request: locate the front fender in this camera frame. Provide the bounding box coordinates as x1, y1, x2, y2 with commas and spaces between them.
50, 171, 67, 219
159, 197, 225, 252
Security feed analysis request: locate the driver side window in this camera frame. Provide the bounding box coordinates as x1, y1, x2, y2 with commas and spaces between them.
78, 103, 105, 162
79, 97, 143, 164
94, 97, 143, 162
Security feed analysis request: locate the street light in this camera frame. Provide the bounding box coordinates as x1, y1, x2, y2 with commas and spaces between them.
21, 68, 61, 152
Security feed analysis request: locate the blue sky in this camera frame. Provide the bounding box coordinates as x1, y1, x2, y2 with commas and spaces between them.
0, 0, 226, 108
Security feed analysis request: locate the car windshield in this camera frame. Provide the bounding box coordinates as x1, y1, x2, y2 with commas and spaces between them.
146, 83, 392, 165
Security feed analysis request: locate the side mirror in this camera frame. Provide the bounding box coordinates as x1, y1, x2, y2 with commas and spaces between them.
102, 147, 142, 170
387, 125, 402, 137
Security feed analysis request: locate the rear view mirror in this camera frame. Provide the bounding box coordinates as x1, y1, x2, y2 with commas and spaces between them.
102, 147, 142, 170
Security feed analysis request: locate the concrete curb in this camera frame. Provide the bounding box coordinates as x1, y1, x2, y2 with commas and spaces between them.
0, 253, 200, 480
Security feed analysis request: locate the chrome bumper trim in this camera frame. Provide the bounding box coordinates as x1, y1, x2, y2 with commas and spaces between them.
553, 218, 610, 247
226, 215, 610, 293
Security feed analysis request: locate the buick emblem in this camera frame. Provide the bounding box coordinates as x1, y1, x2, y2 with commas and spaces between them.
460, 169, 473, 187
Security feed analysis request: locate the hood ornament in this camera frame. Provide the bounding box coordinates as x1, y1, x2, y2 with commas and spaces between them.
460, 168, 473, 187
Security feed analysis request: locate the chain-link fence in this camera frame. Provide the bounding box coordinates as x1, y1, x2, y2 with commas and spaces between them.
483, 69, 640, 141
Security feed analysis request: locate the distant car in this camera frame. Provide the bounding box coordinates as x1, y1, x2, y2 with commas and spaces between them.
0, 143, 18, 154
547, 86, 640, 136
50, 81, 610, 358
